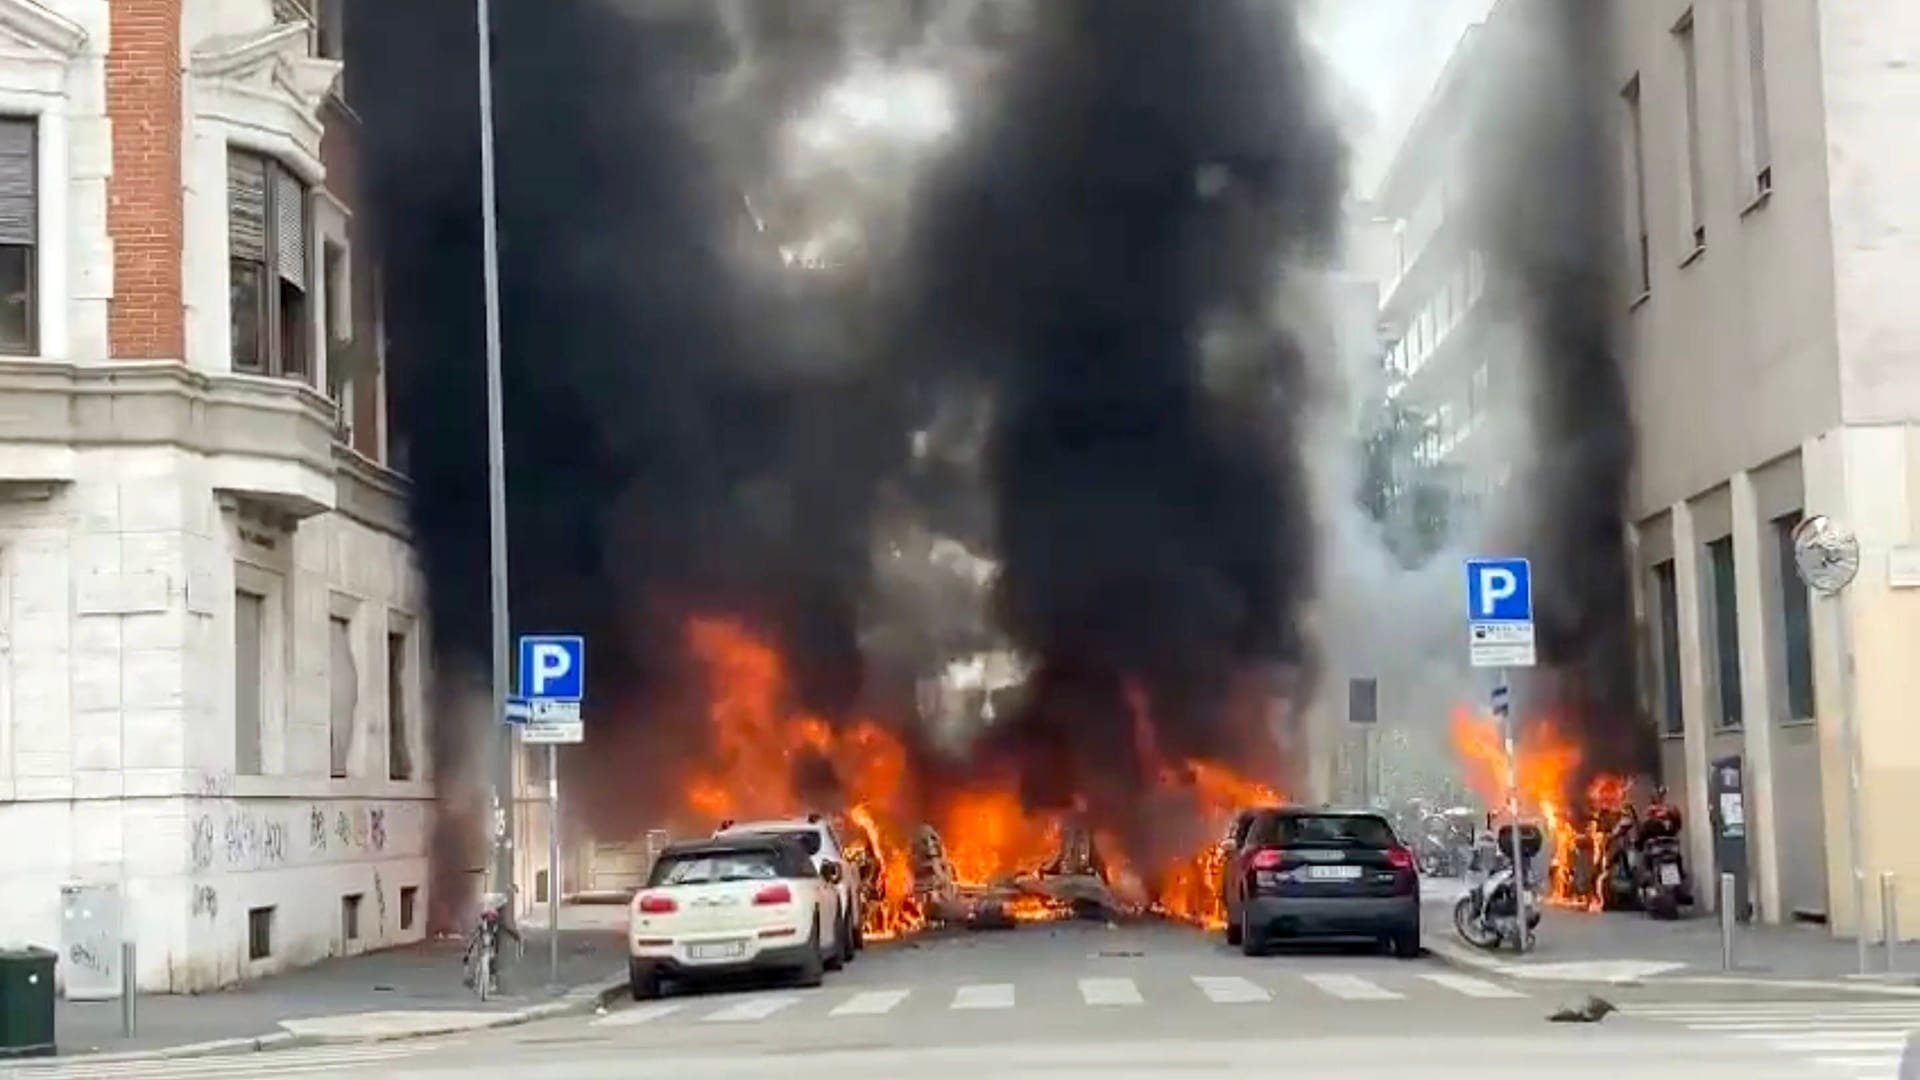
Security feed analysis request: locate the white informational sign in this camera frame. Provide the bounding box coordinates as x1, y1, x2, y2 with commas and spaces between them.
522, 718, 584, 745
1469, 622, 1537, 668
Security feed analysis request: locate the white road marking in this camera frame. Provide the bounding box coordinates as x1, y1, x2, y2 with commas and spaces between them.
952, 982, 1016, 1010
591, 1002, 687, 1027
1417, 973, 1526, 999
700, 994, 802, 1022
1301, 973, 1402, 1001
0, 1046, 422, 1079
1191, 975, 1271, 1004
829, 989, 911, 1016
1078, 977, 1143, 1006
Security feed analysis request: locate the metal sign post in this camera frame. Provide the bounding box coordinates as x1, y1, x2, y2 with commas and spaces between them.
511, 635, 587, 988
1790, 516, 1864, 974
1467, 558, 1536, 955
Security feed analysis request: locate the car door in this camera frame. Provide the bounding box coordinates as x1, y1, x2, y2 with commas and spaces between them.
1221, 811, 1265, 923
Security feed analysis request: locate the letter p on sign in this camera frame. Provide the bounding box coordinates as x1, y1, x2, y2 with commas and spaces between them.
517, 635, 584, 701
1477, 568, 1517, 616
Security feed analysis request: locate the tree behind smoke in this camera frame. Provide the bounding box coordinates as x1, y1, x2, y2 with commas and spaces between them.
1468, 0, 1645, 775
894, 0, 1345, 841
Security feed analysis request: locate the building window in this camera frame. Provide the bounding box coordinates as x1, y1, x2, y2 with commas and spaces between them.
1621, 75, 1651, 296
1674, 10, 1707, 251
1738, 0, 1772, 197
1654, 560, 1683, 735
229, 151, 312, 380
341, 893, 362, 941
400, 886, 418, 930
235, 589, 266, 775
329, 614, 355, 778
248, 906, 275, 960
388, 628, 413, 780
1773, 512, 1815, 719
0, 118, 34, 355
1707, 536, 1743, 728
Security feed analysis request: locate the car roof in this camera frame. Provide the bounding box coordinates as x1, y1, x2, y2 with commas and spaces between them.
1263, 805, 1389, 819
718, 819, 826, 833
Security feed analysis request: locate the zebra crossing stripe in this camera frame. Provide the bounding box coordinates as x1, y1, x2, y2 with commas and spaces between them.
830, 989, 911, 1016
701, 994, 801, 1022
952, 983, 1016, 1010
0, 1046, 420, 1080
1192, 975, 1271, 1003
1417, 973, 1526, 999
1078, 977, 1144, 1006
592, 1002, 687, 1027
1302, 974, 1402, 1001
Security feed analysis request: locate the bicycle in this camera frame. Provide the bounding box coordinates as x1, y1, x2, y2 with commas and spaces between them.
462, 884, 522, 1001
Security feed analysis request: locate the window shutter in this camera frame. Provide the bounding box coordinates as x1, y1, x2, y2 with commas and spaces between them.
229, 154, 268, 262
274, 166, 307, 288
0, 119, 36, 245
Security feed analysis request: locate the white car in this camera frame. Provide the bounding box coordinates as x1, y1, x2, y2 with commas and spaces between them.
714, 815, 864, 955
628, 834, 846, 1000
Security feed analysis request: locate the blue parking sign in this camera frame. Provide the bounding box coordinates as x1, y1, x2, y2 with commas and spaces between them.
1464, 559, 1532, 623
517, 635, 584, 701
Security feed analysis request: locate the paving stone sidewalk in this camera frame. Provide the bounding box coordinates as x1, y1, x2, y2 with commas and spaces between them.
48, 904, 628, 1060
1419, 878, 1919, 987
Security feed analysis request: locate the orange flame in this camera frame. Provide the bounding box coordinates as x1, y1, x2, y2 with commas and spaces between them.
671, 615, 1280, 939
1448, 704, 1632, 909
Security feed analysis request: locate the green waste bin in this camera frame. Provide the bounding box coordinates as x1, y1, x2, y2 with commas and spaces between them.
0, 947, 56, 1058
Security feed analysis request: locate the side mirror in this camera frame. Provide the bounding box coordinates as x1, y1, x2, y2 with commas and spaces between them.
821, 862, 843, 885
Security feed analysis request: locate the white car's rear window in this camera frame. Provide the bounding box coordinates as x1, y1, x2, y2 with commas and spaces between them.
652, 851, 781, 886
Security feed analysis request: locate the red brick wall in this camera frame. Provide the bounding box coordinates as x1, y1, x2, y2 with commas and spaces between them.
105, 0, 186, 359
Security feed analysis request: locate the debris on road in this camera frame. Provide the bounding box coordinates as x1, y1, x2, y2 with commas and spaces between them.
1547, 995, 1617, 1023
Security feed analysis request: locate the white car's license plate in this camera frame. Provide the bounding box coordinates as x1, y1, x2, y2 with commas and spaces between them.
1306, 865, 1363, 881
688, 941, 747, 961
1658, 864, 1681, 886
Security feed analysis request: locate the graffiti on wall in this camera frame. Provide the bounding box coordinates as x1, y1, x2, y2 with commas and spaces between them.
191, 885, 219, 919
190, 816, 216, 871
185, 800, 423, 873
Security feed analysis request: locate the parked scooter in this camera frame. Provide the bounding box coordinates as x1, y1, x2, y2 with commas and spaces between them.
1453, 822, 1545, 950
1634, 788, 1690, 919
1599, 805, 1642, 911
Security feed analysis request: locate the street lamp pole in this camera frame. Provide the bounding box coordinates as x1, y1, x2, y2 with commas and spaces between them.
475, 0, 517, 932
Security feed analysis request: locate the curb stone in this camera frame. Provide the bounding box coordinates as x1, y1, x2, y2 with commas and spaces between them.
40, 974, 629, 1065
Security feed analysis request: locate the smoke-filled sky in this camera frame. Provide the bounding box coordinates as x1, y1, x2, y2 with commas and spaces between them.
354, 0, 1639, 842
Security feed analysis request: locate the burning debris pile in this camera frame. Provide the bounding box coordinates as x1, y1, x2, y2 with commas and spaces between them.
1448, 706, 1634, 910
670, 615, 1278, 941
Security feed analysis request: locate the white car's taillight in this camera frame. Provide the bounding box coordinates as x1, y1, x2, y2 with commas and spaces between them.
753, 884, 792, 905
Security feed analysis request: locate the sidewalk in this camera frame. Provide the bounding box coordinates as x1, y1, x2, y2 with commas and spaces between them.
1419, 880, 1920, 990
50, 904, 628, 1061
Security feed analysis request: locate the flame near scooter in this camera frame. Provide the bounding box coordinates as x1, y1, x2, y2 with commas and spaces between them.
1453, 822, 1545, 951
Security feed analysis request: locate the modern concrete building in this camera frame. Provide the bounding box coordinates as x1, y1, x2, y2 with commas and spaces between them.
0, 0, 432, 991
1613, 0, 1920, 940
1367, 21, 1518, 565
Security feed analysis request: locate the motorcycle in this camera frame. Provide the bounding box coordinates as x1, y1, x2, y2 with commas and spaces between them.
1634, 791, 1690, 919
1453, 822, 1545, 951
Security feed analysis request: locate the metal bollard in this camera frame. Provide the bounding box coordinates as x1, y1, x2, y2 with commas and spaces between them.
1883, 872, 1900, 973
120, 941, 136, 1037
1719, 873, 1737, 971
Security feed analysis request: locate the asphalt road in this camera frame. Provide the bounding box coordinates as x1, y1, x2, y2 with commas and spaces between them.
13, 920, 1914, 1079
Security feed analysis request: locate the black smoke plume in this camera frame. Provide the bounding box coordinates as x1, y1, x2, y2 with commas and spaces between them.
1467, 0, 1646, 776
354, 1, 930, 839
892, 0, 1345, 851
